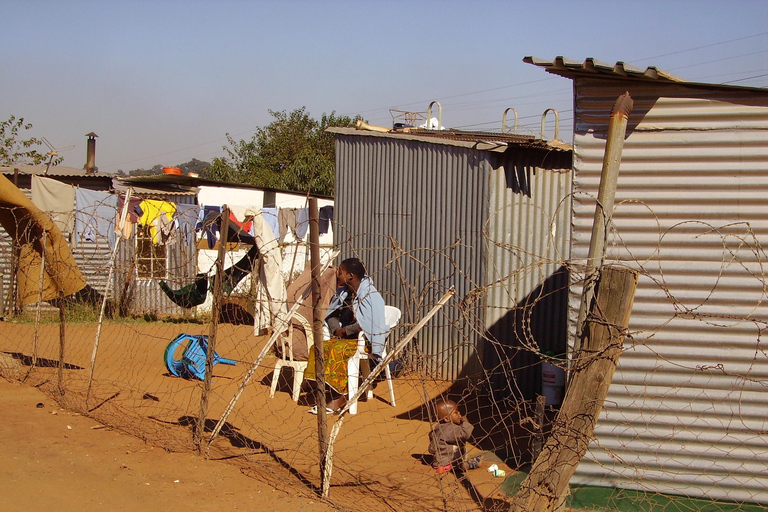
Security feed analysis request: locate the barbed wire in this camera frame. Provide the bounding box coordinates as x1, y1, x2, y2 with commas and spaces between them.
0, 196, 767, 511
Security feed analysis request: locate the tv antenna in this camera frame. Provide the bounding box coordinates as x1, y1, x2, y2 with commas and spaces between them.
42, 137, 75, 175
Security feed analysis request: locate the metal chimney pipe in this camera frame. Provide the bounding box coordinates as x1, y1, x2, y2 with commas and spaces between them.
85, 132, 98, 174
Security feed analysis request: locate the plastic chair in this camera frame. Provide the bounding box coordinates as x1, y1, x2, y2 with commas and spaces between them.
347, 305, 402, 415
269, 313, 314, 402
164, 334, 237, 380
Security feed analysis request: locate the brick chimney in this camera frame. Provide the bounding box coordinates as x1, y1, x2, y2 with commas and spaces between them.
85, 132, 98, 174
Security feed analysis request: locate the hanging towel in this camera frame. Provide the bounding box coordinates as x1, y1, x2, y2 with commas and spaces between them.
295, 207, 309, 239
197, 205, 221, 249
115, 195, 143, 240
159, 274, 209, 308
31, 175, 76, 234
174, 203, 199, 246
277, 207, 298, 242
138, 199, 176, 244
319, 205, 333, 234
252, 209, 289, 333
74, 188, 118, 247
261, 207, 279, 240
228, 208, 253, 235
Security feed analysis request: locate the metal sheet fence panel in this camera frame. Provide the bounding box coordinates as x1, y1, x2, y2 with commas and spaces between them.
569, 78, 768, 504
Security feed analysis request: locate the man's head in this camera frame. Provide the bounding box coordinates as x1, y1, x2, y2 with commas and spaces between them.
435, 399, 462, 424
338, 258, 367, 290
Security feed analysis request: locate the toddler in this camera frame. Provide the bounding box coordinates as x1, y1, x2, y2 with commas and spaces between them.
428, 399, 481, 473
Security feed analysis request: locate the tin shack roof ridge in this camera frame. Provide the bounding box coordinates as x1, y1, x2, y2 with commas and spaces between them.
114, 173, 334, 200
524, 56, 768, 92
1, 164, 102, 178
326, 126, 572, 153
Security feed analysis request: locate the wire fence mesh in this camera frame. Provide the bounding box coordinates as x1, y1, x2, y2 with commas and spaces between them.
1, 194, 768, 512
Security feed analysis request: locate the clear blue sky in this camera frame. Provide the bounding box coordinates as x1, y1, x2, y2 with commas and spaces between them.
2, 0, 767, 174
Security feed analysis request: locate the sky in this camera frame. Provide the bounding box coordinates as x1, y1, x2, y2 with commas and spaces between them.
2, 0, 767, 174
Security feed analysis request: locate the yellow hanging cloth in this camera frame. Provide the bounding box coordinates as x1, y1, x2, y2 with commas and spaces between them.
137, 199, 176, 244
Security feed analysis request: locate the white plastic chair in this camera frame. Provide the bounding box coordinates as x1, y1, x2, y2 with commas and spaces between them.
347, 305, 402, 414
269, 313, 313, 402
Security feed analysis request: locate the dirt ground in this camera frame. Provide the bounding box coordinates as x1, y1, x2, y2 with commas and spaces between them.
0, 377, 338, 512
0, 320, 520, 512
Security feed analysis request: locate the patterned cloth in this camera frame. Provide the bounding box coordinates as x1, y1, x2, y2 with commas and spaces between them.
304, 338, 358, 395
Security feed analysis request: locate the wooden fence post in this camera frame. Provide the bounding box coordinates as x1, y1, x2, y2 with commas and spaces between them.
57, 291, 66, 396
195, 206, 230, 452
509, 265, 638, 512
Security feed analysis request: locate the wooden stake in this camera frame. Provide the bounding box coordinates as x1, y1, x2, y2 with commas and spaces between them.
322, 287, 455, 498
30, 231, 47, 372
206, 249, 340, 453
308, 198, 329, 480
57, 291, 66, 396
195, 206, 230, 451
509, 266, 638, 512
87, 187, 133, 404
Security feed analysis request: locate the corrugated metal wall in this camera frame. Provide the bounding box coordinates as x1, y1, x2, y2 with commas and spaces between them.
335, 134, 572, 386
569, 78, 768, 504
335, 136, 488, 380
484, 153, 572, 398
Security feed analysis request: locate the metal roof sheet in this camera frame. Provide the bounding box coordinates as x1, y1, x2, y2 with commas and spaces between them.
327, 126, 572, 153
0, 164, 104, 178
524, 56, 768, 92
115, 174, 334, 199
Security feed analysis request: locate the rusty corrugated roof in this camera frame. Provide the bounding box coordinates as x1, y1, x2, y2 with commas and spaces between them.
524, 56, 768, 92
524, 56, 684, 82
0, 164, 103, 178
327, 126, 572, 152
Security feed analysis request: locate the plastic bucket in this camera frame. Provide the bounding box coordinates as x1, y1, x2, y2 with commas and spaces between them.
163, 167, 182, 175
541, 357, 565, 406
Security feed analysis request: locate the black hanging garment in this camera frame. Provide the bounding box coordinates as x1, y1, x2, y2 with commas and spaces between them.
159, 274, 209, 308
212, 244, 260, 294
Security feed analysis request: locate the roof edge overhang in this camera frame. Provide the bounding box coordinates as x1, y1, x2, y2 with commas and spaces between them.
114, 174, 334, 200
327, 127, 571, 153
524, 56, 768, 94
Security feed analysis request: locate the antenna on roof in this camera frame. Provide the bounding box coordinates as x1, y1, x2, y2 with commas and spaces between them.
390, 109, 426, 130
41, 137, 75, 175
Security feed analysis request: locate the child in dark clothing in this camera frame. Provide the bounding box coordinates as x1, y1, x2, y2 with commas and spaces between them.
428, 399, 481, 473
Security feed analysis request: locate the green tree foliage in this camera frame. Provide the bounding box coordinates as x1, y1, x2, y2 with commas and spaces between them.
0, 115, 55, 166
213, 107, 361, 196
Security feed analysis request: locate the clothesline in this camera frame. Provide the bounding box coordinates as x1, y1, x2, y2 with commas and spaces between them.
27, 175, 334, 248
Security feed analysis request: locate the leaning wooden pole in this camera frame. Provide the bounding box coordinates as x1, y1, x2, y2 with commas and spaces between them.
575, 92, 633, 347
509, 266, 638, 512
86, 187, 133, 404
205, 249, 340, 453
195, 206, 230, 451
321, 287, 456, 498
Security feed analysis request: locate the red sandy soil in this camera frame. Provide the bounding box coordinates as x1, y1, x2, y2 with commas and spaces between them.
0, 321, 519, 512
0, 377, 338, 512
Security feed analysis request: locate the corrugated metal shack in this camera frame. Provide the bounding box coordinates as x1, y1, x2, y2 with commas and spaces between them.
328, 126, 572, 395
526, 56, 768, 504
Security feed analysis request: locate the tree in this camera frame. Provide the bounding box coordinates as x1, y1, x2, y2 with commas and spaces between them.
214, 107, 361, 196
0, 115, 52, 166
